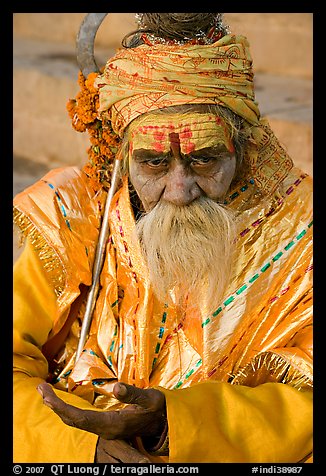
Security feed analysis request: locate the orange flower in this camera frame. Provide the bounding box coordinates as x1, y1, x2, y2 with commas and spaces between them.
66, 72, 121, 192
85, 72, 99, 93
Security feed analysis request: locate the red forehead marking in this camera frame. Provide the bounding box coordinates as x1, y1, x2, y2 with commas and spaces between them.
169, 132, 180, 145
178, 127, 195, 154
153, 130, 166, 142
152, 130, 167, 152
183, 142, 196, 154
169, 132, 181, 156
179, 127, 192, 139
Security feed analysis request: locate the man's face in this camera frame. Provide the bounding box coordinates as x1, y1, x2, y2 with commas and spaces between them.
128, 112, 236, 211
127, 111, 239, 310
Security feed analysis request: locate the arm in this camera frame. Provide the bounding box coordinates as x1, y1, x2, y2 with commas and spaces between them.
14, 240, 149, 463
36, 374, 312, 463
14, 239, 99, 462
160, 380, 312, 463
36, 348, 312, 464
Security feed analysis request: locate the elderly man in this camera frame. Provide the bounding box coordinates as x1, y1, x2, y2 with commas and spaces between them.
13, 13, 312, 463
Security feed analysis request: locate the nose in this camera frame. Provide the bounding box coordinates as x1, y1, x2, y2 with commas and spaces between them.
163, 162, 201, 206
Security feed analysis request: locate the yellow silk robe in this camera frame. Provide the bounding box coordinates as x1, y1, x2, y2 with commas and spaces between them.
13, 164, 313, 463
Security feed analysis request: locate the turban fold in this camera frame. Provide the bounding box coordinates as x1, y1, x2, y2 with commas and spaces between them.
95, 34, 260, 137
94, 34, 293, 195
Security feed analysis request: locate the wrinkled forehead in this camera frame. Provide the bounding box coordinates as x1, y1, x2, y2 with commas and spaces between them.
127, 112, 234, 155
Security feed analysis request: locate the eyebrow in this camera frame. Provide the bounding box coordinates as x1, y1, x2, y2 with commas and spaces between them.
188, 145, 231, 157
132, 149, 167, 161
132, 144, 231, 161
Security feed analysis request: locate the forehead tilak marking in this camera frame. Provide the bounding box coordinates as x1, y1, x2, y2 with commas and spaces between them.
168, 131, 182, 155
129, 114, 234, 154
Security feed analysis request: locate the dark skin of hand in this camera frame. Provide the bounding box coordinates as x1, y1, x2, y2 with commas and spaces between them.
37, 381, 166, 463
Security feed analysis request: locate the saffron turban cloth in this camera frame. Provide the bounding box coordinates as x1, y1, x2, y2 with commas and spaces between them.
94, 34, 293, 196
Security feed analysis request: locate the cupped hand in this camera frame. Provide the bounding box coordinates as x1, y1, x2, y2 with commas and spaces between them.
37, 381, 166, 441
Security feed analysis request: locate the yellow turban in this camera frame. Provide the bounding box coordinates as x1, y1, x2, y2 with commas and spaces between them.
94, 34, 293, 195
94, 34, 260, 137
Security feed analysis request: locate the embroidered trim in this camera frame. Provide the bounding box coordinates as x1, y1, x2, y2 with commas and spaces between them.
238, 173, 308, 238
115, 197, 140, 383
107, 324, 118, 369
13, 207, 66, 297
201, 219, 313, 329
230, 351, 313, 391
223, 178, 255, 205
171, 219, 313, 389
44, 181, 72, 231
152, 306, 169, 370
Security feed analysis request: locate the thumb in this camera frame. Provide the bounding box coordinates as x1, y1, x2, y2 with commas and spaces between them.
113, 382, 164, 411
113, 382, 145, 404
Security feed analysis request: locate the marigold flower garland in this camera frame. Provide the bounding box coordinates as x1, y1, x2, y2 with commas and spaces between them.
67, 71, 121, 192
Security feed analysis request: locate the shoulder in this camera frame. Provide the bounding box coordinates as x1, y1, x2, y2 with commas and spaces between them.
13, 165, 106, 230
14, 166, 94, 207
13, 166, 107, 311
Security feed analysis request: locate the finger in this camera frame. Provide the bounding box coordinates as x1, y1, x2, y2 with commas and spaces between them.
37, 382, 66, 410
113, 382, 149, 405
37, 383, 109, 436
113, 382, 165, 411
37, 382, 87, 426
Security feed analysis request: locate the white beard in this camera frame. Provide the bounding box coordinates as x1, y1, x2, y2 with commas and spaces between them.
135, 197, 238, 314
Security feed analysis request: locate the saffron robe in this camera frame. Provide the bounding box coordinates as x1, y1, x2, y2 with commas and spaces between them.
13, 164, 313, 463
